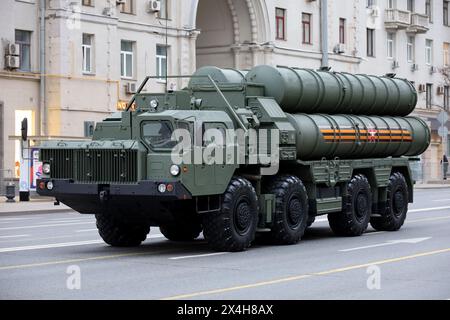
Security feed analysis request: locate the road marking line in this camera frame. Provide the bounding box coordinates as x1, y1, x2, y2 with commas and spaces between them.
0, 217, 32, 222
432, 199, 450, 202
363, 231, 386, 236
48, 219, 92, 223
0, 234, 30, 239
149, 234, 165, 239
408, 216, 450, 223
0, 250, 172, 271
0, 221, 93, 231
0, 219, 34, 224
169, 252, 229, 260
76, 229, 98, 232
408, 206, 450, 213
161, 247, 450, 300
0, 239, 104, 253
339, 237, 431, 252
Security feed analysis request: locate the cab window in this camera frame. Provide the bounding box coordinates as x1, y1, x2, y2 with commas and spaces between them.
142, 121, 176, 149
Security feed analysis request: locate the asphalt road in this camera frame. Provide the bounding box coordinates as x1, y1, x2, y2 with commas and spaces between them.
0, 188, 449, 300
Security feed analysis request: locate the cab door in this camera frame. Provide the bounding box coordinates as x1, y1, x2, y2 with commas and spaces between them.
194, 122, 227, 189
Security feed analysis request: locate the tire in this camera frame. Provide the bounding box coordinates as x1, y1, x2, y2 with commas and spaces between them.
328, 174, 372, 236
202, 176, 259, 252
370, 172, 409, 231
265, 175, 308, 244
95, 213, 150, 247
160, 220, 202, 241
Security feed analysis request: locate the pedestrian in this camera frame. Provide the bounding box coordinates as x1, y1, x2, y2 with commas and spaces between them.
441, 154, 449, 180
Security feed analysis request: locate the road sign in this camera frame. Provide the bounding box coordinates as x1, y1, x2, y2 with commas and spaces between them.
438, 110, 448, 125
438, 126, 449, 138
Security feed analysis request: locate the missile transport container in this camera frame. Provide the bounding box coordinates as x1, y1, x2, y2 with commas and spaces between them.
36, 65, 430, 252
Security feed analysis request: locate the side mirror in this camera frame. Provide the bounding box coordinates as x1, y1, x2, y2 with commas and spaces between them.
21, 118, 28, 141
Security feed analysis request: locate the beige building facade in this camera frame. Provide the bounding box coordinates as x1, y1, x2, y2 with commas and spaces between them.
1, 0, 449, 183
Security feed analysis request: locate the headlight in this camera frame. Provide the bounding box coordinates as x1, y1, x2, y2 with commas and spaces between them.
46, 181, 54, 190
170, 164, 180, 176
43, 163, 51, 174
150, 99, 159, 109
157, 183, 166, 193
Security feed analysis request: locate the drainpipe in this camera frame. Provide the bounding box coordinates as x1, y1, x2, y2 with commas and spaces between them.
320, 0, 329, 68
39, 0, 46, 136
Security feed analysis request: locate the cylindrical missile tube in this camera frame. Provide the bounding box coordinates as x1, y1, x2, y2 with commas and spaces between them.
286, 113, 430, 160
245, 65, 417, 116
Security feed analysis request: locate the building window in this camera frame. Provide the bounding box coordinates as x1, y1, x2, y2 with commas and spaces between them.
156, 45, 167, 81
425, 39, 433, 65
120, 41, 134, 79
444, 86, 450, 110
302, 13, 312, 44
425, 0, 432, 22
426, 83, 433, 108
339, 18, 346, 44
82, 0, 93, 6
387, 33, 395, 59
444, 42, 450, 66
276, 8, 286, 40
407, 36, 415, 62
158, 0, 168, 19
387, 0, 395, 9
444, 1, 449, 26
15, 30, 31, 72
367, 0, 375, 8
82, 34, 93, 73
120, 0, 134, 14
407, 0, 414, 12
367, 29, 375, 57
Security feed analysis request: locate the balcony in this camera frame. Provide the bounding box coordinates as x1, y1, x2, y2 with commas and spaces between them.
407, 13, 429, 33
384, 9, 411, 30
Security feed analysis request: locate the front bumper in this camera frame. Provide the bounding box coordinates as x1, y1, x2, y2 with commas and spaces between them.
36, 179, 191, 200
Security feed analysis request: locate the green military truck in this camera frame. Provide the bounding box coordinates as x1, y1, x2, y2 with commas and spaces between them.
37, 65, 430, 252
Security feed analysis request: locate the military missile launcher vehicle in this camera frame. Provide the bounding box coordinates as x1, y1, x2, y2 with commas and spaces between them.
37, 65, 430, 252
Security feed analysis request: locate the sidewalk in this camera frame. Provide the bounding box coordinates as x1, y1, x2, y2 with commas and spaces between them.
0, 196, 72, 215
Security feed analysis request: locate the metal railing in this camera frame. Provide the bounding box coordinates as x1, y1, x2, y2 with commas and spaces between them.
410, 160, 450, 183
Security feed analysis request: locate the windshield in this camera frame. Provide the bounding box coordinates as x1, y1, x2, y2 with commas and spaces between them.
142, 121, 176, 149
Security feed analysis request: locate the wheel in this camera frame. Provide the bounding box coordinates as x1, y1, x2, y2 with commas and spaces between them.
160, 219, 202, 241
95, 213, 150, 247
265, 175, 308, 244
202, 176, 259, 252
328, 174, 372, 236
370, 172, 408, 231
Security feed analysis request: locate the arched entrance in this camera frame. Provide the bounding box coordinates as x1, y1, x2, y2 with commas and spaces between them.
194, 0, 271, 70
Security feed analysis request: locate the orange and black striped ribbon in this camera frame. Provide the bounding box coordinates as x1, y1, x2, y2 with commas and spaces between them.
320, 128, 412, 142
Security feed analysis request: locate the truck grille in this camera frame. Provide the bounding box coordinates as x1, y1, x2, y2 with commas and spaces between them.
75, 149, 137, 183
40, 149, 138, 183
40, 149, 75, 179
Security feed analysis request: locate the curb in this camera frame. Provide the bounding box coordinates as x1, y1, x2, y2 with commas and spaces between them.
0, 208, 74, 216
414, 186, 450, 189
